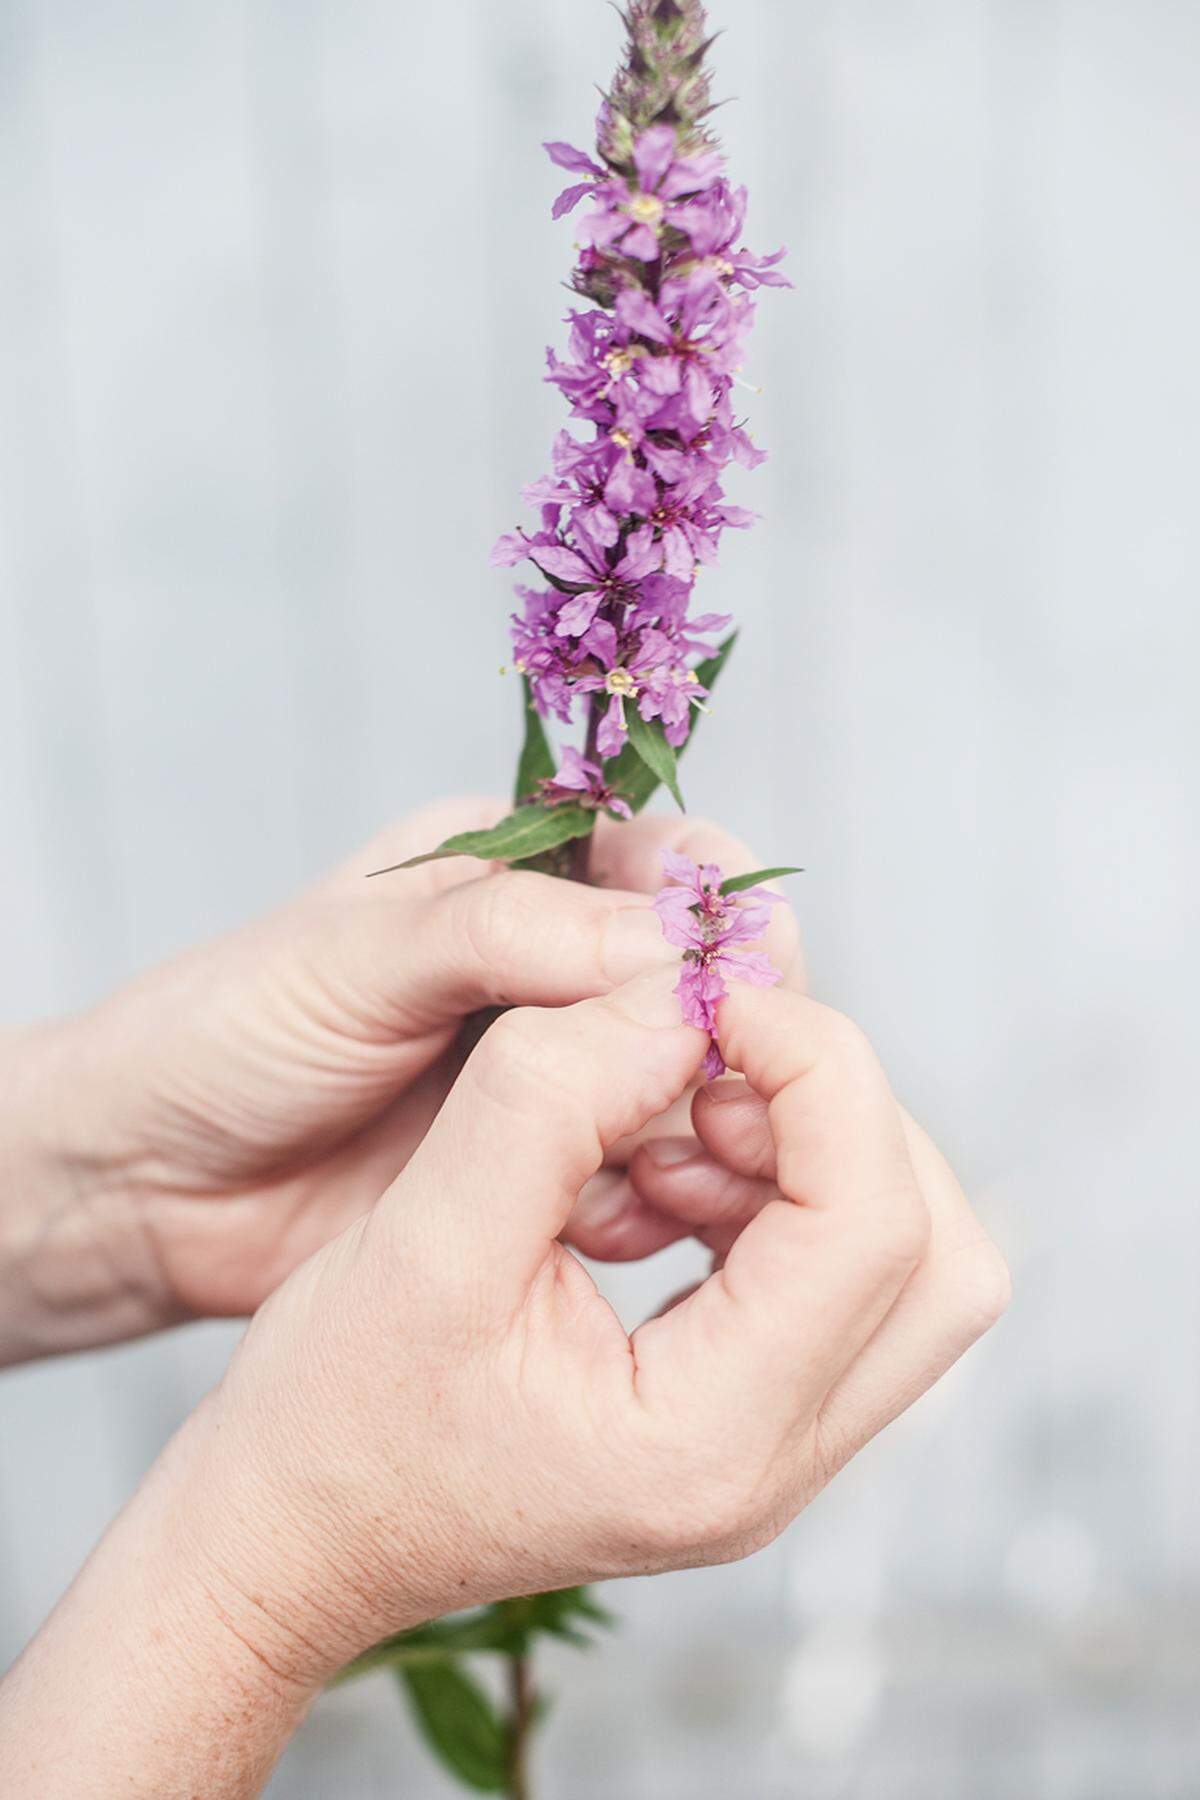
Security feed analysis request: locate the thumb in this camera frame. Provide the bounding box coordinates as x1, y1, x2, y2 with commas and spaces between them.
388, 971, 707, 1295
316, 868, 679, 1032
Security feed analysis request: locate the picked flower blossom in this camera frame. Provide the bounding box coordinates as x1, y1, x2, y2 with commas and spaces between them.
654, 852, 785, 1079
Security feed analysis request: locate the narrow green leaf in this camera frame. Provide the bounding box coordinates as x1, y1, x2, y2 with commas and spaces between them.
368, 804, 594, 876
525, 1586, 615, 1648
602, 630, 739, 815
719, 866, 803, 897
692, 626, 739, 697
514, 678, 556, 803
399, 1663, 511, 1794
333, 1611, 520, 1685
625, 709, 685, 811
335, 1589, 615, 1687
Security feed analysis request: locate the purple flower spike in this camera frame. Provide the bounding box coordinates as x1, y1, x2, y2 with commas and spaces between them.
654, 852, 784, 1078
496, 7, 787, 785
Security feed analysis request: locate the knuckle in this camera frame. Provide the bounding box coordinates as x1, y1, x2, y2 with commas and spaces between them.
475, 1004, 556, 1083
621, 1459, 782, 1567
882, 1187, 933, 1268
472, 1006, 593, 1136
452, 874, 529, 978
951, 1237, 1013, 1335
811, 1003, 879, 1072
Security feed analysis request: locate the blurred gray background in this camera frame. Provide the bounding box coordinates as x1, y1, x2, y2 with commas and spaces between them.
2, 0, 1198, 1794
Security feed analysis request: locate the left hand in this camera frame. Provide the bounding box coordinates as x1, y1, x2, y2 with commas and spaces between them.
0, 798, 800, 1360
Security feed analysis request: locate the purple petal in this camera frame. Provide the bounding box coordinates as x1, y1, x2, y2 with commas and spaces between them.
580, 617, 618, 664
544, 141, 602, 175
668, 201, 727, 256
617, 523, 660, 581
622, 224, 662, 261
596, 695, 628, 757
490, 532, 529, 568
722, 949, 782, 989
615, 287, 673, 346
654, 893, 706, 951
640, 354, 683, 397
552, 182, 595, 220
553, 591, 602, 637
530, 545, 596, 584
683, 361, 714, 424
661, 525, 695, 581
660, 151, 724, 200
576, 208, 630, 252
553, 745, 602, 791
633, 124, 678, 192
523, 476, 575, 506
642, 440, 691, 483
660, 848, 701, 887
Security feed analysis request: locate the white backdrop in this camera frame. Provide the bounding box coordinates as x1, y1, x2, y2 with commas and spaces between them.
2, 1, 1198, 1794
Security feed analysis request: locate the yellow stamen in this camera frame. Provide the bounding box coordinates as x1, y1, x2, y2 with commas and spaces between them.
627, 192, 665, 227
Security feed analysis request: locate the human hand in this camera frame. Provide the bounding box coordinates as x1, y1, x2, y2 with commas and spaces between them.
0, 798, 798, 1360
0, 971, 1006, 1798
167, 970, 1009, 1694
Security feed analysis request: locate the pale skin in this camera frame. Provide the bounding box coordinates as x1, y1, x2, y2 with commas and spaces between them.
0, 800, 1009, 1797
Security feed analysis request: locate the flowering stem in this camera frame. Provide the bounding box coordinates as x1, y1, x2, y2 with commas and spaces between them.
506, 1651, 534, 1800
567, 697, 604, 883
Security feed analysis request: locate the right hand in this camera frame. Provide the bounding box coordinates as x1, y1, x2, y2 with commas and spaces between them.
173, 969, 1010, 1692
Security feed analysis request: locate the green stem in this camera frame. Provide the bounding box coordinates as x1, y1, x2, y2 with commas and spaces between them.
567, 697, 603, 883
507, 1650, 534, 1800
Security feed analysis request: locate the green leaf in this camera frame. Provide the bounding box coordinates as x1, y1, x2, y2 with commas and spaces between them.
625, 709, 685, 811
514, 678, 556, 803
334, 1588, 616, 1687
719, 866, 803, 897
398, 1663, 511, 1794
367, 804, 594, 876
333, 1613, 518, 1685
524, 1586, 614, 1648
602, 630, 739, 816
692, 627, 739, 697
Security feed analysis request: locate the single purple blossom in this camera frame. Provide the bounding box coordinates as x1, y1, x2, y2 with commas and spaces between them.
536, 746, 633, 820
571, 123, 725, 262
654, 851, 783, 1078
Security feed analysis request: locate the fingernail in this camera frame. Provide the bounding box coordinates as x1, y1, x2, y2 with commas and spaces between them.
600, 905, 678, 985
642, 1137, 698, 1169
610, 967, 692, 1030
700, 1077, 749, 1106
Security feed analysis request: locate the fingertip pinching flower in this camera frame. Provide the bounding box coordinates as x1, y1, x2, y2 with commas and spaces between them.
654, 851, 787, 1079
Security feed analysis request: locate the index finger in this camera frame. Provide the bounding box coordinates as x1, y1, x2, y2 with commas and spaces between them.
630, 984, 930, 1423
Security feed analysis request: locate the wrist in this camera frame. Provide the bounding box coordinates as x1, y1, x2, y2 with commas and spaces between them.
178, 1324, 455, 1684
0, 1396, 317, 1798
0, 1016, 171, 1365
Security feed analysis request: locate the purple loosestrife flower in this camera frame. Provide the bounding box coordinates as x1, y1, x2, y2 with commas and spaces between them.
491, 2, 789, 781
536, 747, 633, 820
654, 852, 783, 1079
